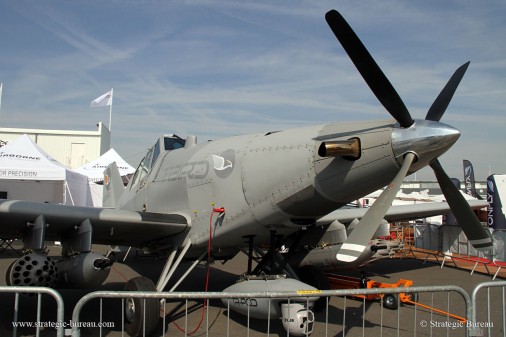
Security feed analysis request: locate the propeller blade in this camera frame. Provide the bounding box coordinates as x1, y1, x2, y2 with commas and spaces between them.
336, 152, 416, 262
325, 10, 414, 128
425, 62, 470, 122
430, 159, 493, 250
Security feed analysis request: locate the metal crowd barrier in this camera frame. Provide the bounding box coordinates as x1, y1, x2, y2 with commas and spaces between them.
0, 286, 65, 337
472, 280, 506, 337
71, 285, 472, 337
2, 282, 502, 337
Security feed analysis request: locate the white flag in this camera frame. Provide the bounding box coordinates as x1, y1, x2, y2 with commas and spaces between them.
90, 90, 112, 108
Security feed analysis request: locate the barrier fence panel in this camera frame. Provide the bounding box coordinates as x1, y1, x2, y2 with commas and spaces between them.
414, 223, 442, 252
472, 281, 506, 337
0, 286, 64, 337
72, 285, 473, 337
5, 283, 504, 336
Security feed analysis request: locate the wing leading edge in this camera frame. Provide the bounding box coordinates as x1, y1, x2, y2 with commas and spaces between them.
0, 199, 189, 247
316, 199, 488, 225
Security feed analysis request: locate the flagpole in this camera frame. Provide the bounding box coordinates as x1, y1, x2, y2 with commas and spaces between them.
90, 89, 113, 130
109, 88, 113, 131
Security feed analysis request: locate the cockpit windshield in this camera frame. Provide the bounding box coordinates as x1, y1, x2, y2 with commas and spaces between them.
164, 136, 185, 151
130, 134, 186, 190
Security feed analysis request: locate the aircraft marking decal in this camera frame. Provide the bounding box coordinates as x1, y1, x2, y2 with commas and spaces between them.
211, 149, 235, 178
297, 290, 323, 295
340, 243, 366, 252
336, 243, 366, 262
212, 155, 233, 171
335, 253, 359, 262
164, 161, 209, 181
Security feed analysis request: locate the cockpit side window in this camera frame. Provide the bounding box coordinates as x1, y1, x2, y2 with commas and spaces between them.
144, 148, 153, 171
130, 156, 146, 190
152, 141, 161, 164
130, 145, 156, 190
130, 135, 186, 191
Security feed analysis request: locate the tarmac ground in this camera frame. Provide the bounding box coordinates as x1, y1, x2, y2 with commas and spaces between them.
0, 244, 503, 336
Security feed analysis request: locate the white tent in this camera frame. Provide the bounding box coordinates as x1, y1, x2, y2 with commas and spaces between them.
0, 134, 88, 205
75, 148, 134, 183
76, 148, 135, 207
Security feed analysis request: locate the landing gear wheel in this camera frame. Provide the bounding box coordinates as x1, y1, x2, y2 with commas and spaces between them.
297, 265, 330, 312
383, 294, 399, 310
124, 277, 160, 337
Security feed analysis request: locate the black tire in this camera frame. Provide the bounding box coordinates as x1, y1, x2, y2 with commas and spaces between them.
297, 265, 330, 312
124, 277, 160, 337
383, 294, 399, 310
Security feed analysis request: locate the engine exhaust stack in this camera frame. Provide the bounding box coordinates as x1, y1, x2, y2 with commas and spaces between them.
318, 138, 360, 158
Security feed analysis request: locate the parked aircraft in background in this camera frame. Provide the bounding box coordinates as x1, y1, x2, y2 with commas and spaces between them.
0, 9, 492, 336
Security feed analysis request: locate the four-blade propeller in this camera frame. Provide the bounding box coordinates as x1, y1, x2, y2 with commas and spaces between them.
325, 9, 492, 259
325, 10, 414, 128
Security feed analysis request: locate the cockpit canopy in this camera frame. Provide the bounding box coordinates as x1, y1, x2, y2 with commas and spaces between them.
130, 134, 186, 190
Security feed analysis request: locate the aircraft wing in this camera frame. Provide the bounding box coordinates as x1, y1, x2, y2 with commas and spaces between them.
0, 199, 189, 247
316, 199, 488, 225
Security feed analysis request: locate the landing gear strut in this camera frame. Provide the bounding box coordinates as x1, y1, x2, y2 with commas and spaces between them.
123, 239, 204, 337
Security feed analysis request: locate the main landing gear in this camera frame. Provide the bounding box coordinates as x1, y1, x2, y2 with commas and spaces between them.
122, 239, 208, 337
124, 277, 160, 337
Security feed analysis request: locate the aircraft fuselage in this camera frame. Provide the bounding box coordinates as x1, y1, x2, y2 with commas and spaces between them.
119, 119, 404, 253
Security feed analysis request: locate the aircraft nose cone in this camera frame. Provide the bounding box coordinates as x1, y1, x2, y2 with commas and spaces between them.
391, 120, 460, 170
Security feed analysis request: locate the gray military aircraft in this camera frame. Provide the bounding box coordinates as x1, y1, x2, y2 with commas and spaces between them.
0, 9, 492, 337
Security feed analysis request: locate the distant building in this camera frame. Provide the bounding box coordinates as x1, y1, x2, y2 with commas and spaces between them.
0, 122, 110, 168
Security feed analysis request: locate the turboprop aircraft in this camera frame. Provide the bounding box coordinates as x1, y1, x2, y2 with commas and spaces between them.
0, 9, 492, 337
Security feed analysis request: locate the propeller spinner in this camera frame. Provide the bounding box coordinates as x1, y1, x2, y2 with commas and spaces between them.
325, 9, 492, 260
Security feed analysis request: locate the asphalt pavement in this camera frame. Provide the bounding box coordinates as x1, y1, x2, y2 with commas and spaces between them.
0, 244, 503, 336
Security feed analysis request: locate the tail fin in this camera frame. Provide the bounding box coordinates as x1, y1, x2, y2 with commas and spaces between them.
487, 175, 506, 229
463, 159, 482, 199
102, 162, 125, 208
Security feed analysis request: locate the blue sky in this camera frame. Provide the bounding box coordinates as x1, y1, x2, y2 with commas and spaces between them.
0, 0, 504, 181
